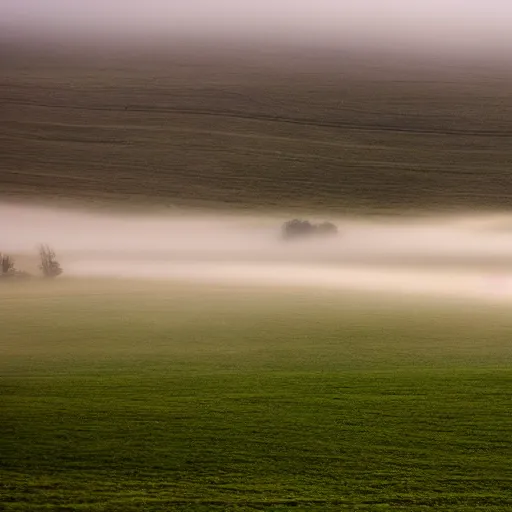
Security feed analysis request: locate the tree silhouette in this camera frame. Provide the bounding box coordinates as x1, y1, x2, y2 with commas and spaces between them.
39, 245, 63, 278
281, 219, 338, 240
1, 254, 15, 276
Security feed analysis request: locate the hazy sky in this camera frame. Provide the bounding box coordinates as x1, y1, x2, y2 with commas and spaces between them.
1, 1, 511, 52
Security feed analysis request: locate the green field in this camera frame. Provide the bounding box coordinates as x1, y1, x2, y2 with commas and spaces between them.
1, 280, 511, 510
2, 40, 512, 510
2, 43, 512, 213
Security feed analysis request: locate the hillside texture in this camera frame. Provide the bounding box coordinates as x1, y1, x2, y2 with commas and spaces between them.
2, 45, 511, 213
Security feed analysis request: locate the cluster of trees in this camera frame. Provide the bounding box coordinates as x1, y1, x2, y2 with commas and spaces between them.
281, 219, 338, 240
0, 245, 62, 281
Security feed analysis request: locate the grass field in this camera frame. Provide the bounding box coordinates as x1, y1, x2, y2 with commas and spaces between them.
1, 280, 511, 510
1, 43, 512, 213
2, 39, 512, 511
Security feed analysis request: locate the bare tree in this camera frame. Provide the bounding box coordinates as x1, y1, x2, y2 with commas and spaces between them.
39, 245, 63, 278
1, 253, 15, 276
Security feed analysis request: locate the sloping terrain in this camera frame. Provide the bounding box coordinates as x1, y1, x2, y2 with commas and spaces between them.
1, 43, 511, 213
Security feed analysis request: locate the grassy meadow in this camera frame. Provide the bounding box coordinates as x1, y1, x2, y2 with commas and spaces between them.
1, 279, 511, 510
2, 40, 512, 511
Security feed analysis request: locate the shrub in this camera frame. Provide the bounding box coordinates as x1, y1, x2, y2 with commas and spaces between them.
281, 219, 338, 240
0, 254, 31, 280
316, 221, 338, 236
282, 219, 316, 240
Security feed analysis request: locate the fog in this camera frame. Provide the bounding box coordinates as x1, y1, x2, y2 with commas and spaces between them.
1, 0, 512, 56
3, 203, 512, 302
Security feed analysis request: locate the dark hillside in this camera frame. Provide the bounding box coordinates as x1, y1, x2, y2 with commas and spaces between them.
2, 43, 511, 212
